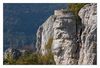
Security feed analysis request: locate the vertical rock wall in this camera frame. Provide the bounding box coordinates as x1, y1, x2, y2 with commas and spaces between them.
52, 12, 79, 64
36, 15, 56, 55
78, 3, 97, 65
36, 3, 97, 65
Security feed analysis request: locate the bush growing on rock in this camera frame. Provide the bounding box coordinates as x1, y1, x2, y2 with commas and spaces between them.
68, 3, 87, 16
41, 37, 55, 64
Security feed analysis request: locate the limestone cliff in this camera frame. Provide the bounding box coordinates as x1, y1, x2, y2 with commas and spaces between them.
78, 4, 97, 64
36, 3, 97, 65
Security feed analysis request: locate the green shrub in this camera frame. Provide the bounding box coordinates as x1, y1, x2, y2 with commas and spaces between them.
45, 37, 53, 50
40, 37, 55, 64
15, 52, 38, 64
15, 51, 55, 65
68, 3, 87, 16
39, 52, 55, 64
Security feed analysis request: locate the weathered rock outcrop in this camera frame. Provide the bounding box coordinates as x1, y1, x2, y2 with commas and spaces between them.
36, 15, 56, 55
78, 4, 97, 65
52, 11, 79, 64
4, 48, 21, 60
36, 3, 97, 65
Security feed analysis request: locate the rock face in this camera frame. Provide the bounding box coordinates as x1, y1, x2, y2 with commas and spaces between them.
36, 3, 97, 65
36, 15, 56, 55
52, 12, 79, 64
78, 4, 97, 64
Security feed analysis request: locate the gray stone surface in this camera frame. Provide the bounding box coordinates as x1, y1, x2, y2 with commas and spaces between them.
52, 12, 79, 64
36, 3, 97, 65
36, 15, 56, 55
78, 3, 97, 65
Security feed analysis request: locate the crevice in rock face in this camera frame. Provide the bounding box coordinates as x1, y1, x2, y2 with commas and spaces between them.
75, 15, 83, 62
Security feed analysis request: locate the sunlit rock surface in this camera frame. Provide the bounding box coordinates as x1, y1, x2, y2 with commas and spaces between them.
78, 3, 97, 65
36, 3, 97, 65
